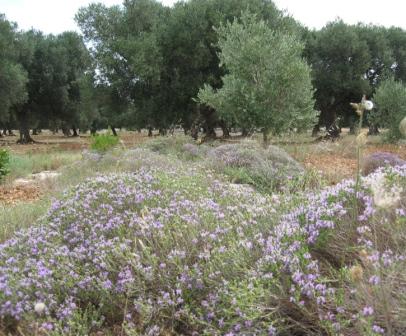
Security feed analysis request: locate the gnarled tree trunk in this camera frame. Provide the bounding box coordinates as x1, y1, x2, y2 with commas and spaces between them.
219, 119, 230, 138
72, 125, 79, 137
17, 109, 34, 144
368, 124, 379, 135
18, 126, 34, 144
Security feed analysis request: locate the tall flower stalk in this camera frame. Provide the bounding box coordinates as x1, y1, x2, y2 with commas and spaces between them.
352, 95, 371, 218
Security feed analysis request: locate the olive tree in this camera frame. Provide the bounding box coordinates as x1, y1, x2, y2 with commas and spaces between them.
0, 15, 27, 129
198, 12, 317, 142
371, 78, 406, 141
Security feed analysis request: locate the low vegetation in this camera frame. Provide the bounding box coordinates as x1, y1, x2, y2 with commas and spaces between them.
90, 133, 120, 153
6, 151, 82, 182
0, 137, 405, 335
0, 149, 10, 181
361, 152, 406, 176
370, 78, 406, 141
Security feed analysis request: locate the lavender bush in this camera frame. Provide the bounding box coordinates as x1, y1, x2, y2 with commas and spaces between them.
0, 139, 405, 335
206, 142, 307, 193
143, 135, 192, 155
361, 152, 405, 176
180, 143, 210, 160
0, 165, 281, 334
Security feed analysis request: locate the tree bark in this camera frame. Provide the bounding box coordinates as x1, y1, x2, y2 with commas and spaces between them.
368, 124, 379, 135
6, 127, 14, 136
191, 125, 198, 140
72, 126, 79, 137
262, 128, 269, 146
312, 124, 320, 137
17, 109, 35, 144
219, 119, 230, 138
18, 125, 34, 143
199, 106, 216, 139
62, 126, 71, 137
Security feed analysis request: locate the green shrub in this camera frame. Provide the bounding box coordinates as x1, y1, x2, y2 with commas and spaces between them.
370, 78, 406, 142
0, 149, 10, 181
143, 135, 191, 155
90, 133, 119, 152
207, 142, 305, 193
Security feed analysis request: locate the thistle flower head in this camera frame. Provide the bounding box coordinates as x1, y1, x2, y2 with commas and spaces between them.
34, 302, 46, 315
362, 100, 374, 111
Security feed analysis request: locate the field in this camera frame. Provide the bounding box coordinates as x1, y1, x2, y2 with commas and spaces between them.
1, 129, 405, 204
0, 130, 405, 335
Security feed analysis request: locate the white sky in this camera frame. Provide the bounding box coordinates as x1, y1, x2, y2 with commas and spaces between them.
0, 0, 175, 34
1, 0, 405, 34
273, 0, 406, 30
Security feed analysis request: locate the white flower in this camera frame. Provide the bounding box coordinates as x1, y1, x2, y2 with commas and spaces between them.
363, 100, 374, 111
34, 302, 46, 315
365, 172, 402, 208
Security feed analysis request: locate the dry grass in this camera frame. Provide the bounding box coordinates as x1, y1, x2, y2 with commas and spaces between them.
0, 129, 149, 155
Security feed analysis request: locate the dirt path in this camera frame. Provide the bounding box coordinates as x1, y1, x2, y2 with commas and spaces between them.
0, 184, 41, 204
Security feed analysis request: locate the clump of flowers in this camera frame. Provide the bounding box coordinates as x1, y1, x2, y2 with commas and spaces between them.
180, 143, 209, 160
0, 164, 279, 334
361, 152, 405, 176
251, 164, 406, 335
207, 142, 304, 193
143, 135, 192, 155
0, 144, 405, 335
365, 168, 403, 208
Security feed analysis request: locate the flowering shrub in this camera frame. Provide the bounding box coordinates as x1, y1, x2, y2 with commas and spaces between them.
207, 142, 306, 193
178, 143, 211, 161
143, 135, 192, 155
248, 164, 406, 335
361, 152, 405, 176
0, 139, 405, 335
0, 165, 280, 334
